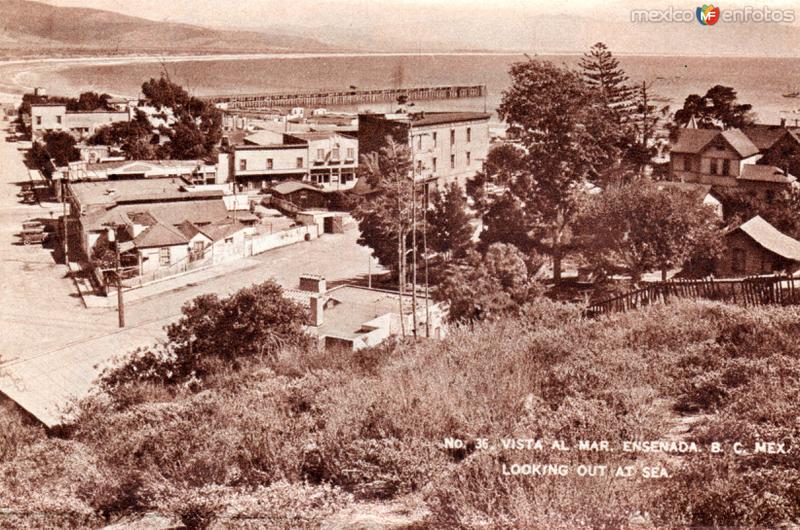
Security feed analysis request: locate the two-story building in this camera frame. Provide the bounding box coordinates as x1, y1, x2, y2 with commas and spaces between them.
358, 111, 491, 189
669, 127, 797, 198
30, 103, 131, 141
229, 131, 358, 192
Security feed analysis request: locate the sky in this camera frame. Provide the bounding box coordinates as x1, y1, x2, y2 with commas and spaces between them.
38, 0, 800, 30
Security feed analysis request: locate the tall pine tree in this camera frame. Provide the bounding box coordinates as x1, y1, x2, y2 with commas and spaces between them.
580, 42, 635, 122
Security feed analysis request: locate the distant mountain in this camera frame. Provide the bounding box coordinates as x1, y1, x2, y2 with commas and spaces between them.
0, 0, 334, 55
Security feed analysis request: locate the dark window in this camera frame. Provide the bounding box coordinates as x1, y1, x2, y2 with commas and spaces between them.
450, 154, 456, 169
159, 247, 170, 266
467, 127, 471, 142
267, 158, 273, 170
466, 152, 471, 166
432, 157, 437, 172
683, 156, 691, 171
296, 157, 304, 168
450, 129, 456, 145
722, 159, 731, 176
731, 248, 745, 274
35, 116, 42, 125
710, 158, 719, 175
239, 159, 247, 171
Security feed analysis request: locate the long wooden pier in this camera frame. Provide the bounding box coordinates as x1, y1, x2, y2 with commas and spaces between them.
199, 85, 486, 110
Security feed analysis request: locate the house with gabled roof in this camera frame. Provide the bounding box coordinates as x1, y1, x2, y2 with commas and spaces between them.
715, 215, 800, 277
669, 127, 797, 198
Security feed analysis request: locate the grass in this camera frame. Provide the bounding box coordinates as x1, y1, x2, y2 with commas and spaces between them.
0, 298, 798, 528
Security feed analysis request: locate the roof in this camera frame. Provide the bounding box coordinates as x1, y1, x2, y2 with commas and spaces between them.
133, 223, 188, 248
271, 180, 324, 195
654, 181, 719, 201
82, 199, 231, 232
69, 178, 208, 208
317, 285, 431, 339
201, 220, 248, 241
407, 111, 491, 127
671, 128, 759, 158
739, 164, 795, 183
243, 131, 285, 146
741, 125, 799, 151
734, 215, 800, 261
84, 159, 205, 172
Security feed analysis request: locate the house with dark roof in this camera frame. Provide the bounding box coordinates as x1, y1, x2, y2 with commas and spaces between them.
669, 127, 797, 197
743, 124, 800, 178
715, 215, 800, 277
358, 111, 491, 189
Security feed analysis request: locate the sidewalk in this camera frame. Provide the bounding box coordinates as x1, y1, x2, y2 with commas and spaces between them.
75, 256, 264, 308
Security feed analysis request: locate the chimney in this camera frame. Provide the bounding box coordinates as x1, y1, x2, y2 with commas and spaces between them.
780, 118, 787, 128
309, 295, 324, 327
299, 274, 326, 294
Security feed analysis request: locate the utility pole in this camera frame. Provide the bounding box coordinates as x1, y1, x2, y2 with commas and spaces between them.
105, 223, 125, 328
423, 181, 430, 338
115, 229, 125, 328
410, 129, 418, 339
61, 179, 68, 263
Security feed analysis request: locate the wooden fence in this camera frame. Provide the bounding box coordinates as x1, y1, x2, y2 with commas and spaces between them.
585, 276, 800, 318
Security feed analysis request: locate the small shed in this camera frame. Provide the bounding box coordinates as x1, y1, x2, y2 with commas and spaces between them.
715, 215, 800, 277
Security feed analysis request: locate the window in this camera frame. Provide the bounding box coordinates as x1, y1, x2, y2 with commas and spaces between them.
450, 129, 456, 145
709, 158, 719, 175
416, 160, 423, 173
450, 154, 456, 169
417, 135, 423, 150
267, 158, 273, 170
466, 151, 471, 166
731, 248, 745, 274
346, 147, 355, 160
467, 127, 471, 142
239, 159, 247, 171
432, 157, 437, 172
296, 157, 304, 169
56, 115, 62, 124
332, 148, 340, 160
722, 159, 731, 176
682, 156, 691, 172
317, 148, 325, 161
159, 247, 170, 267
35, 116, 42, 125
432, 132, 437, 147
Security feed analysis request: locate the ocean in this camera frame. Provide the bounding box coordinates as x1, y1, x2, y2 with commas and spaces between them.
10, 53, 800, 126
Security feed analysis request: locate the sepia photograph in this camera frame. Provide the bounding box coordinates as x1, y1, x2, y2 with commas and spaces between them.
0, 0, 799, 528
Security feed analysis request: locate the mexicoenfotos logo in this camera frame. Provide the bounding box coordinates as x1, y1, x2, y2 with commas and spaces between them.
696, 4, 721, 25
631, 5, 796, 23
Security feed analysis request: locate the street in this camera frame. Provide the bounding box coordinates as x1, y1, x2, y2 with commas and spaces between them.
0, 123, 382, 426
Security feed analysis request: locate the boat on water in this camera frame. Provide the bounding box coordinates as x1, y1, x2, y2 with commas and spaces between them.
783, 90, 800, 98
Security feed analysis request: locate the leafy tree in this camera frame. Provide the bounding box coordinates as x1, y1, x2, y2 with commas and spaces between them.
576, 183, 724, 282
426, 183, 474, 259
99, 281, 308, 389
673, 85, 754, 130
42, 131, 80, 167
716, 187, 800, 240
478, 192, 534, 252
68, 92, 113, 112
497, 58, 622, 283
434, 243, 543, 323
352, 138, 415, 278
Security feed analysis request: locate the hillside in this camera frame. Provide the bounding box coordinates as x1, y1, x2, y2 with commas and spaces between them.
0, 293, 798, 528
0, 0, 334, 56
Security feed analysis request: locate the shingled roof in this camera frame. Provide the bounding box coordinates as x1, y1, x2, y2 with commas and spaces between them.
734, 215, 800, 262
671, 128, 759, 158
133, 223, 188, 248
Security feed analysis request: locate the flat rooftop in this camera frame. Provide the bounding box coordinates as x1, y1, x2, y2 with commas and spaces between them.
70, 178, 222, 208
318, 285, 429, 340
